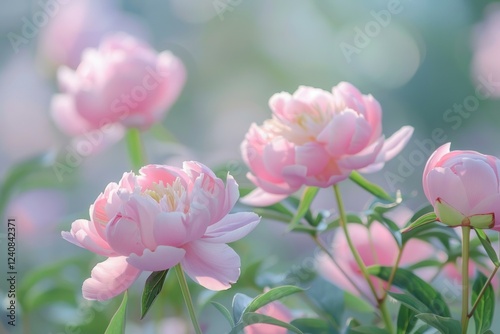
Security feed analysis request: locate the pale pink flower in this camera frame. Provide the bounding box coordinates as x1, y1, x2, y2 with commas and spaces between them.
244, 300, 294, 334
62, 161, 260, 301
472, 4, 500, 98
51, 33, 186, 136
422, 143, 500, 230
241, 82, 413, 206
442, 257, 498, 291
38, 0, 147, 69
316, 219, 436, 303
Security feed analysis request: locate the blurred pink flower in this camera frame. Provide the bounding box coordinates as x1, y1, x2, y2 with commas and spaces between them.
423, 143, 500, 230
38, 0, 147, 69
316, 220, 436, 303
62, 161, 260, 301
244, 300, 294, 334
472, 4, 500, 98
241, 82, 413, 206
51, 33, 186, 136
442, 257, 498, 290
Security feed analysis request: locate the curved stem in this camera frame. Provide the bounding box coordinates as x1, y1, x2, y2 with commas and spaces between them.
461, 226, 471, 334
380, 245, 404, 302
175, 264, 203, 334
126, 128, 147, 172
468, 264, 499, 318
333, 185, 394, 334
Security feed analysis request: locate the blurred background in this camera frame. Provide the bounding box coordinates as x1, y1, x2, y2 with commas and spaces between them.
1, 0, 500, 333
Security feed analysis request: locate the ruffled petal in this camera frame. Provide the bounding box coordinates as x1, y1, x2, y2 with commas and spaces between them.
127, 245, 185, 271
82, 257, 141, 301
203, 212, 260, 243
181, 241, 240, 290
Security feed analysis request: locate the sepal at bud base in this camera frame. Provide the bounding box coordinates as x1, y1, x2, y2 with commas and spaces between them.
435, 198, 494, 229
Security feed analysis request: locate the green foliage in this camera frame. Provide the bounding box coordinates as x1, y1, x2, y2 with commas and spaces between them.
104, 291, 128, 334
414, 314, 461, 334
472, 271, 495, 333
141, 270, 169, 319
349, 171, 394, 202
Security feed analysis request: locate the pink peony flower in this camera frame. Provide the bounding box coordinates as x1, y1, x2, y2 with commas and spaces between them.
51, 33, 186, 136
422, 143, 500, 230
244, 300, 294, 334
472, 4, 500, 98
62, 161, 260, 301
240, 82, 413, 206
38, 0, 147, 69
316, 219, 436, 303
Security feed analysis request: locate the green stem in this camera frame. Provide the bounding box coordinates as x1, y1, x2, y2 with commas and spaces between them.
461, 226, 471, 334
333, 185, 394, 334
126, 128, 147, 172
468, 265, 499, 318
380, 245, 404, 302
175, 264, 202, 334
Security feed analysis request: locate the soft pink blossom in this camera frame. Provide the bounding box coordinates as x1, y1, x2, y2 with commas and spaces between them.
422, 143, 500, 230
38, 0, 147, 69
316, 219, 436, 303
472, 4, 500, 98
244, 300, 294, 334
442, 257, 498, 290
241, 82, 413, 206
62, 161, 260, 301
51, 33, 186, 136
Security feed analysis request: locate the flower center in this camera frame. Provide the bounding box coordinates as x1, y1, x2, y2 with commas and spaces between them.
144, 178, 187, 212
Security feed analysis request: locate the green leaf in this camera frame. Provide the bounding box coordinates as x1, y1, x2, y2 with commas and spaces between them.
245, 286, 304, 314
229, 313, 303, 334
104, 291, 128, 334
368, 266, 450, 317
347, 326, 389, 334
211, 301, 235, 327
475, 229, 500, 266
325, 213, 364, 231
290, 318, 338, 334
396, 304, 417, 334
288, 187, 319, 231
344, 292, 373, 313
349, 171, 394, 202
400, 212, 437, 234
415, 313, 461, 334
232, 293, 253, 323
306, 278, 344, 327
388, 292, 431, 314
141, 270, 168, 319
402, 223, 459, 251
413, 324, 431, 334
472, 271, 495, 333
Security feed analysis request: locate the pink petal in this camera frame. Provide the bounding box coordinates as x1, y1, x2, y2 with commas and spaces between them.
62, 219, 116, 256
375, 126, 414, 163
246, 172, 298, 195
182, 241, 240, 290
106, 216, 145, 256
51, 94, 95, 136
363, 94, 382, 142
422, 143, 452, 200
153, 212, 188, 247
127, 245, 185, 271
456, 158, 499, 208
426, 168, 470, 214
337, 136, 384, 170
263, 138, 296, 179
203, 212, 260, 243
239, 187, 289, 207
317, 110, 358, 156
295, 143, 329, 176
82, 257, 141, 301
137, 164, 186, 189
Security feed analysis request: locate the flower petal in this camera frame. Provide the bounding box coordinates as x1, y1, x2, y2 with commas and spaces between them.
239, 187, 289, 207
127, 245, 185, 271
82, 257, 141, 301
182, 241, 240, 290
203, 212, 260, 243
62, 219, 116, 256
374, 126, 414, 163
